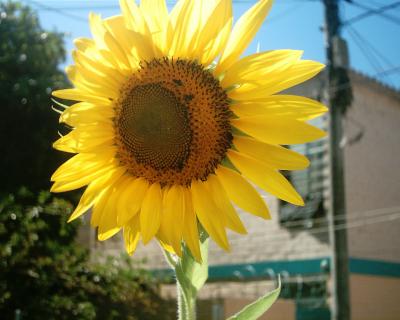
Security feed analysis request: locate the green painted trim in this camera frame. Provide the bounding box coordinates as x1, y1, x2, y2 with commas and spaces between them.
152, 257, 330, 282
207, 258, 329, 281
296, 304, 330, 320
350, 258, 400, 278
153, 257, 400, 282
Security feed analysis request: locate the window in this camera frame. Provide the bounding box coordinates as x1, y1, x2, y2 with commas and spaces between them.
280, 117, 328, 228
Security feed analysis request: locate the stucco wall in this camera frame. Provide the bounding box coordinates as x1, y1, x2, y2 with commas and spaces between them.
350, 274, 400, 320
344, 73, 400, 263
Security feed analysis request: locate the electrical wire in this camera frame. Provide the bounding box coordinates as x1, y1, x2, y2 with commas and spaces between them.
342, 1, 400, 26
228, 207, 400, 243
22, 0, 320, 28
374, 65, 400, 77
346, 25, 394, 86
23, 0, 316, 11
24, 0, 87, 22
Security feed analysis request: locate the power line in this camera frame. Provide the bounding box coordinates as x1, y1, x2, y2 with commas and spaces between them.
275, 204, 400, 228
229, 206, 400, 243
24, 0, 87, 22
24, 0, 317, 10
375, 65, 400, 77
347, 25, 394, 86
347, 27, 385, 74
346, 25, 396, 70
23, 0, 319, 26
342, 1, 400, 26
346, 0, 400, 26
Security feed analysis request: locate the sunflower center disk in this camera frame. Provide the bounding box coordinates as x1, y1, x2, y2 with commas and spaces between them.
118, 84, 191, 171
114, 58, 232, 186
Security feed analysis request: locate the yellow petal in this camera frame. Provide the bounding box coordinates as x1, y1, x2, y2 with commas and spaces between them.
72, 49, 126, 84
196, 0, 232, 65
116, 178, 149, 227
216, 165, 270, 219
215, 0, 273, 74
74, 37, 95, 52
88, 12, 106, 49
91, 182, 115, 227
89, 13, 131, 71
60, 102, 113, 127
203, 20, 233, 67
120, 0, 150, 35
88, 13, 126, 71
231, 115, 326, 145
229, 60, 325, 99
221, 50, 302, 88
106, 15, 156, 64
97, 176, 128, 241
53, 128, 114, 154
103, 27, 132, 70
191, 180, 230, 251
67, 64, 120, 98
160, 185, 186, 256
206, 175, 247, 234
140, 183, 162, 244
140, 0, 170, 54
228, 150, 304, 206
104, 15, 139, 68
51, 150, 112, 181
158, 239, 176, 255
98, 224, 121, 242
123, 215, 141, 255
140, 0, 169, 33
52, 89, 111, 105
68, 167, 126, 222
169, 0, 199, 57
230, 95, 328, 121
182, 189, 201, 262
51, 163, 120, 193
120, 0, 164, 59
73, 36, 120, 71
233, 136, 309, 170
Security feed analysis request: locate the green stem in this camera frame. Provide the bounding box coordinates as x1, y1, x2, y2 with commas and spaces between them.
177, 282, 195, 320
162, 234, 209, 320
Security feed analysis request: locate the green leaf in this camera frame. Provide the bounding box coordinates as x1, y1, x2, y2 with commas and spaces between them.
226, 276, 281, 320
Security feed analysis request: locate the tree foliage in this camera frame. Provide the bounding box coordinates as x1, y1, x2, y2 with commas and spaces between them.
0, 189, 173, 319
0, 1, 68, 193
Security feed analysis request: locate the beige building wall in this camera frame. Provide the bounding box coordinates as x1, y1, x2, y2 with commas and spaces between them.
344, 72, 400, 263
350, 274, 400, 320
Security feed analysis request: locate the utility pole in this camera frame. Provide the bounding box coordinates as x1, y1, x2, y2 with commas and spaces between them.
323, 0, 352, 320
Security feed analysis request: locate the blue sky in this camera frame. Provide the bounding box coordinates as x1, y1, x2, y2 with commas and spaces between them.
7, 0, 400, 89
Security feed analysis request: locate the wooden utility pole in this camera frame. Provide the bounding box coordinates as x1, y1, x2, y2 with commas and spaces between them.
323, 0, 352, 319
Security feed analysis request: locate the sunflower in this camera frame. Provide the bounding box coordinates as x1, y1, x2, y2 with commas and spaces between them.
51, 0, 327, 262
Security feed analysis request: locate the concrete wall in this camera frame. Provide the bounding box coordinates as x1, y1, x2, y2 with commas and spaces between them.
350, 274, 400, 320
344, 73, 400, 263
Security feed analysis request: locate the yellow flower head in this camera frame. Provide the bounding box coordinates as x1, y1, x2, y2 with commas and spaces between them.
52, 0, 327, 261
